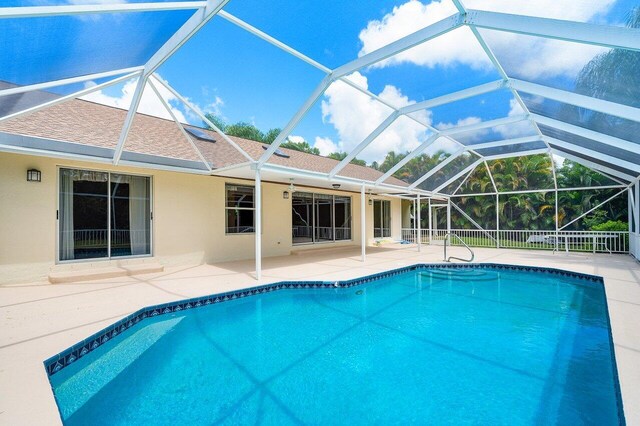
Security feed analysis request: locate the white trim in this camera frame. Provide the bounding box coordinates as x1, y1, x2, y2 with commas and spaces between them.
464, 135, 540, 151
440, 114, 528, 136
433, 159, 482, 193
361, 184, 366, 262
511, 79, 640, 123
559, 188, 628, 230
0, 2, 206, 19
147, 78, 212, 172
550, 149, 635, 182
450, 184, 626, 197
329, 111, 399, 178
332, 13, 463, 78
544, 136, 640, 173
408, 148, 466, 190
152, 75, 254, 162
482, 148, 549, 161
0, 67, 143, 97
257, 75, 333, 168
374, 133, 440, 185
466, 9, 640, 51
0, 71, 141, 123
113, 75, 146, 165
532, 114, 640, 155
217, 11, 331, 73
400, 80, 505, 115
143, 0, 230, 76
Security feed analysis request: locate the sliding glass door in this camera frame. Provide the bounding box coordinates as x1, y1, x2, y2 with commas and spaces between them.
59, 168, 151, 261
292, 192, 313, 244
314, 194, 333, 242
292, 192, 351, 245
373, 200, 391, 238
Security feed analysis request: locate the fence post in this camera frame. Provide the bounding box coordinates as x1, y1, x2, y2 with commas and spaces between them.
496, 193, 500, 249
417, 194, 422, 252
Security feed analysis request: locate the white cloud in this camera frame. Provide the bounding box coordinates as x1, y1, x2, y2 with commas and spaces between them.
435, 116, 482, 131
495, 99, 536, 139
80, 75, 221, 125
358, 0, 613, 79
314, 136, 339, 156
318, 71, 431, 162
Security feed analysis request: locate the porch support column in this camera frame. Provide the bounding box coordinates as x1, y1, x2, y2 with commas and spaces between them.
635, 182, 640, 235
255, 168, 262, 281
555, 187, 559, 251
447, 198, 451, 235
361, 183, 366, 262
417, 194, 422, 252
413, 198, 417, 243
496, 194, 500, 248
428, 198, 432, 244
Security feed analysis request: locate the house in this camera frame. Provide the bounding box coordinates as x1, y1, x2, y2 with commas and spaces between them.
0, 98, 425, 284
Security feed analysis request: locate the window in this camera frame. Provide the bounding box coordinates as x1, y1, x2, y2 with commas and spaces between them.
58, 168, 151, 261
226, 184, 255, 234
292, 192, 351, 244
373, 200, 391, 238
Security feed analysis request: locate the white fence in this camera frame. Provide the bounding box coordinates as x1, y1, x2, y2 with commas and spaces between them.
292, 226, 351, 241
63, 229, 139, 248
401, 228, 629, 254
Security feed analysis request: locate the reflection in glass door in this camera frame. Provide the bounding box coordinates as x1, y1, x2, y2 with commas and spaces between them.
59, 169, 109, 261
111, 174, 151, 257
292, 192, 313, 244
314, 194, 333, 242
373, 200, 391, 238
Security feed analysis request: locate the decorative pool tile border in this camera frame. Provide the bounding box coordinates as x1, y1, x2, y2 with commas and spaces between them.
44, 262, 604, 377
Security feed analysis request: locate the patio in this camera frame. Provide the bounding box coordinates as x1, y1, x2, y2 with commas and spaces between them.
1, 245, 639, 424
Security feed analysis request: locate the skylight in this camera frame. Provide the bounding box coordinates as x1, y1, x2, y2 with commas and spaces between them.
262, 145, 289, 158
185, 127, 216, 142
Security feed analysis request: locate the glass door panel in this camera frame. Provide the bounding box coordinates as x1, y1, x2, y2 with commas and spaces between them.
111, 174, 151, 257
334, 196, 352, 241
292, 192, 313, 244
314, 193, 333, 242
59, 168, 109, 261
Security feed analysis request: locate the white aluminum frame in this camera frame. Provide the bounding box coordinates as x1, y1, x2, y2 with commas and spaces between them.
2, 1, 640, 279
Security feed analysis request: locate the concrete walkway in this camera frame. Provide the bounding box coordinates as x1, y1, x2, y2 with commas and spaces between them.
1, 245, 639, 425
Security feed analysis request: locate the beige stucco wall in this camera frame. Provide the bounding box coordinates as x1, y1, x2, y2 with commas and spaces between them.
0, 152, 403, 284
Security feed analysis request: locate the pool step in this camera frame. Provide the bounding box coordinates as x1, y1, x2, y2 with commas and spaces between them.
48, 262, 164, 284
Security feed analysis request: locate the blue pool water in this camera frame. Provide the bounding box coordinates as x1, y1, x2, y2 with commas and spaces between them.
49, 266, 623, 424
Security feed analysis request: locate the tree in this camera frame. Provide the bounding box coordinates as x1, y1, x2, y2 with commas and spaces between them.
263, 128, 281, 144
327, 152, 367, 167
204, 113, 227, 132
280, 138, 320, 155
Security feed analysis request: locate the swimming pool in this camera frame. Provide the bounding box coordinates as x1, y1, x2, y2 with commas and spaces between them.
46, 264, 624, 424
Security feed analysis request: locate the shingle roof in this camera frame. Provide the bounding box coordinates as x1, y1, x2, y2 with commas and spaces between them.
0, 98, 408, 186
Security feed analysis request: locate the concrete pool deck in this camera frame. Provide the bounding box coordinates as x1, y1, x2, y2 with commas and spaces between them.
1, 245, 639, 425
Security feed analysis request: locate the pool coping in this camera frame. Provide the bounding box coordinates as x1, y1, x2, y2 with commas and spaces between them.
42, 262, 625, 424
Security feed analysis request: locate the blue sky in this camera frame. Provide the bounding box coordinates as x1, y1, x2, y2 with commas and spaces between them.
1, 0, 637, 162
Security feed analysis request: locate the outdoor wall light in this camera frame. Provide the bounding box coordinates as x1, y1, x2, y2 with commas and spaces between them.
332, 184, 340, 189
27, 169, 41, 182
368, 199, 373, 206
283, 191, 289, 199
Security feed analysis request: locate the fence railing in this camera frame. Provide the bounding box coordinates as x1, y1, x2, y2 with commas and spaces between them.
401, 228, 629, 254
292, 226, 352, 241
374, 227, 391, 238
62, 229, 139, 249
